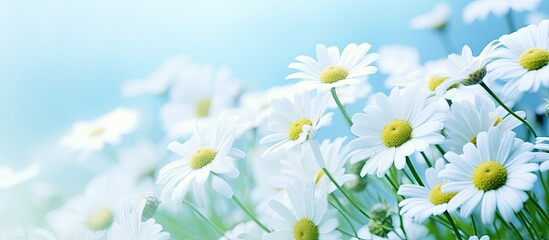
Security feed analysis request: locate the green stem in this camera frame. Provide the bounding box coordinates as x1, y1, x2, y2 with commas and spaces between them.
470, 215, 478, 236
231, 195, 271, 233
497, 213, 524, 239
539, 171, 549, 199
517, 211, 537, 240
329, 193, 362, 223
330, 87, 353, 127
479, 82, 538, 138
406, 157, 424, 186
420, 151, 433, 168
398, 211, 408, 239
527, 193, 549, 225
322, 167, 370, 219
444, 212, 463, 240
328, 200, 358, 237
182, 200, 225, 236
384, 174, 398, 192
435, 144, 446, 156
337, 227, 355, 237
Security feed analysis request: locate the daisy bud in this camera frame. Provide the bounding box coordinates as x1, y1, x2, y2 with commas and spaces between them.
140, 192, 161, 222
369, 203, 392, 222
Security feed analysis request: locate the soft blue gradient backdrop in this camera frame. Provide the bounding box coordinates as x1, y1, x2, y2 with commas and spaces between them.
1, 1, 547, 166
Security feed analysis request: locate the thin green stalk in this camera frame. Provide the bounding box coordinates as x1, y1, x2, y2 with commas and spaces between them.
420, 151, 433, 168
182, 200, 225, 236
479, 82, 538, 138
527, 193, 549, 225
470, 215, 478, 236
444, 212, 463, 240
323, 167, 370, 219
231, 195, 271, 233
328, 199, 358, 237
398, 211, 408, 239
338, 227, 355, 237
435, 144, 446, 157
437, 29, 455, 54
330, 193, 363, 223
330, 87, 353, 127
517, 211, 537, 240
538, 171, 549, 199
406, 156, 424, 186
497, 213, 524, 240
384, 174, 398, 192
509, 222, 525, 240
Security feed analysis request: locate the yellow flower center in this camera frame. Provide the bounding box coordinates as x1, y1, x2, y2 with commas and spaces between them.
470, 136, 477, 146
429, 183, 457, 205
190, 147, 216, 169
195, 97, 211, 117
519, 47, 549, 71
293, 218, 319, 240
319, 65, 349, 84
314, 170, 325, 184
381, 119, 413, 148
288, 118, 313, 141
86, 207, 114, 231
89, 128, 107, 137
427, 76, 449, 91
493, 117, 503, 126
461, 67, 487, 86
472, 161, 507, 191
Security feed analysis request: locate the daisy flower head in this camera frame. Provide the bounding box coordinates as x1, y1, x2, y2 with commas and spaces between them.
0, 162, 40, 189
265, 181, 341, 240
259, 91, 333, 157
439, 126, 538, 224
108, 198, 169, 240
377, 45, 421, 88
444, 95, 525, 153
533, 137, 549, 171
286, 43, 379, 92
410, 2, 451, 31
398, 159, 457, 223
463, 0, 541, 24
489, 19, 549, 93
156, 111, 244, 205
349, 85, 446, 177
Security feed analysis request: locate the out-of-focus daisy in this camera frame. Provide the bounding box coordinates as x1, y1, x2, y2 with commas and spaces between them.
410, 3, 451, 30
264, 182, 341, 240
122, 55, 189, 97
325, 82, 372, 108
398, 159, 456, 223
444, 96, 525, 153
489, 20, 549, 93
534, 137, 549, 171
60, 107, 139, 153
272, 137, 355, 198
0, 163, 39, 189
463, 0, 540, 24
259, 91, 333, 157
220, 221, 264, 240
108, 198, 170, 240
349, 86, 446, 177
106, 141, 163, 187
157, 112, 244, 205
469, 235, 490, 240
434, 42, 498, 98
377, 45, 421, 88
440, 127, 538, 224
160, 64, 242, 138
286, 43, 379, 92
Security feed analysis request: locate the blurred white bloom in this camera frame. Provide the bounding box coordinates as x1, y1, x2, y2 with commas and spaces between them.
393, 59, 446, 91
286, 43, 379, 92
157, 112, 244, 205
444, 96, 525, 153
106, 142, 164, 186
0, 163, 39, 188
32, 225, 99, 240
534, 137, 549, 171
122, 55, 190, 97
440, 127, 538, 224
220, 221, 263, 240
108, 198, 169, 240
463, 0, 540, 24
259, 91, 333, 157
160, 64, 242, 138
489, 20, 549, 93
349, 86, 445, 177
60, 107, 138, 153
398, 159, 456, 223
469, 235, 490, 240
410, 3, 451, 30
377, 45, 421, 88
265, 182, 341, 240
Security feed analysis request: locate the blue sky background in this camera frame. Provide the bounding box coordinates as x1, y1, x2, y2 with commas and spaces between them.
1, 0, 547, 167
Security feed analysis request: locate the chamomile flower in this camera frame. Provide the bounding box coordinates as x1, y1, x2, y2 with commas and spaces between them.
377, 45, 421, 88
489, 20, 549, 93
0, 163, 39, 189
439, 127, 538, 224
220, 221, 264, 240
156, 112, 244, 205
286, 43, 379, 92
259, 91, 333, 157
349, 85, 446, 177
533, 137, 549, 171
463, 0, 540, 24
265, 182, 341, 240
444, 96, 525, 153
398, 159, 456, 223
60, 107, 138, 153
410, 3, 451, 31
108, 198, 170, 240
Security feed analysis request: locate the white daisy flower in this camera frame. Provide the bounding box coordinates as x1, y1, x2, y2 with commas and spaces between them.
410, 3, 451, 30
106, 141, 163, 187
265, 182, 341, 240
108, 198, 170, 240
349, 85, 446, 177
157, 112, 244, 205
272, 137, 355, 198
463, 0, 540, 24
0, 162, 39, 189
434, 42, 498, 98
439, 126, 538, 224
489, 20, 549, 93
219, 221, 264, 240
444, 95, 525, 153
60, 107, 139, 153
398, 159, 457, 223
259, 91, 333, 157
469, 235, 490, 240
286, 43, 379, 92
533, 137, 549, 171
